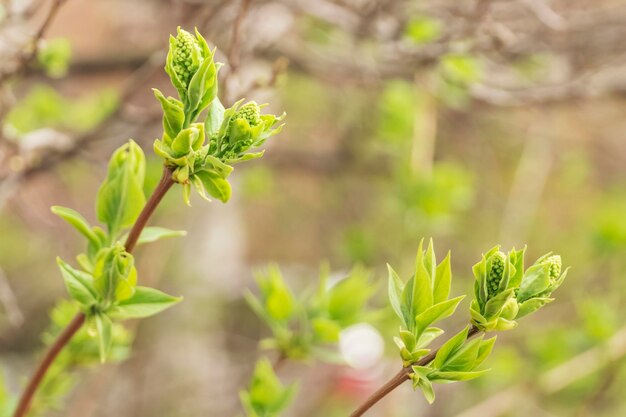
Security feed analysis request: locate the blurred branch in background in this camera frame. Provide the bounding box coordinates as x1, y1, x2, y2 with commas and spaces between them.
0, 266, 24, 328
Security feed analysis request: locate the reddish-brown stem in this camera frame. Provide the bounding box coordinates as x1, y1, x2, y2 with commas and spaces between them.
349, 325, 481, 417
12, 166, 174, 417
124, 166, 175, 253
12, 313, 85, 417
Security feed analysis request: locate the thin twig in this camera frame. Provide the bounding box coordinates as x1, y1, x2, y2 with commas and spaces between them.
12, 165, 175, 417
0, 0, 67, 84
349, 325, 481, 417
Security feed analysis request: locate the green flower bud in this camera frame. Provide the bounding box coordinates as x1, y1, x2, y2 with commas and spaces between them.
172, 28, 203, 89
517, 253, 567, 303
547, 255, 561, 281
233, 101, 262, 127
486, 251, 506, 297
93, 243, 137, 304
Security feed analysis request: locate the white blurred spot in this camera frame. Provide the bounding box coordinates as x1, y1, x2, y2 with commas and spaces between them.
340, 323, 384, 369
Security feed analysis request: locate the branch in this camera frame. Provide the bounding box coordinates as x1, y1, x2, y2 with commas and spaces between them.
349, 325, 481, 417
0, 0, 67, 84
12, 165, 175, 417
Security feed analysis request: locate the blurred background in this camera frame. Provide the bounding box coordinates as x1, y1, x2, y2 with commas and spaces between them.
1, 0, 626, 416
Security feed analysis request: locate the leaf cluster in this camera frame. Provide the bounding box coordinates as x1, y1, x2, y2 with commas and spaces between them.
245, 264, 376, 362
239, 359, 298, 417
51, 141, 183, 361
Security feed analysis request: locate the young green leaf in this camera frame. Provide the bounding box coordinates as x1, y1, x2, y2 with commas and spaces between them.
415, 295, 465, 334
107, 286, 182, 319
56, 257, 97, 308
50, 206, 99, 246
195, 169, 231, 202
387, 264, 406, 327
153, 88, 184, 139
429, 369, 489, 382
433, 325, 469, 369
122, 226, 187, 246
433, 251, 451, 303
94, 313, 112, 363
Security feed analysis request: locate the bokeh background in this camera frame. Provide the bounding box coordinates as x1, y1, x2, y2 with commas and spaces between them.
1, 0, 626, 416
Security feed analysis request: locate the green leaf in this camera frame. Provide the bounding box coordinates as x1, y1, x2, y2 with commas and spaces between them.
405, 17, 441, 44
171, 126, 199, 155
107, 286, 182, 319
94, 313, 112, 363
266, 284, 294, 321
327, 266, 373, 326
413, 250, 434, 316
517, 263, 551, 301
516, 297, 553, 319
186, 47, 218, 119
484, 289, 515, 318
50, 206, 99, 246
474, 336, 496, 368
440, 53, 483, 85
195, 169, 232, 202
311, 318, 341, 343
415, 296, 465, 334
387, 264, 406, 327
443, 336, 482, 371
508, 247, 526, 288
424, 238, 437, 280
205, 97, 225, 137
124, 227, 187, 246
434, 326, 468, 369
429, 369, 489, 382
433, 251, 451, 303
56, 257, 97, 308
417, 327, 444, 347
153, 88, 184, 139
399, 329, 416, 352
417, 377, 435, 404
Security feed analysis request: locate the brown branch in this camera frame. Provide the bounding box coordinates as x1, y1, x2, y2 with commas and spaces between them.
12, 165, 175, 417
124, 165, 175, 253
12, 312, 86, 417
349, 325, 481, 417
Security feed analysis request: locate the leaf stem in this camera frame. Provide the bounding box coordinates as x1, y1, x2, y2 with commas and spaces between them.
12, 165, 175, 417
349, 325, 481, 417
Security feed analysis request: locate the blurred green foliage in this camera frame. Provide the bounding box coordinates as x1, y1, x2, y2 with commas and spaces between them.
5, 85, 117, 135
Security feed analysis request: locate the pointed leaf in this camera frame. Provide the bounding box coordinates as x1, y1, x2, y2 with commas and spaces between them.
57, 257, 97, 307
194, 169, 231, 202
434, 326, 469, 369
387, 264, 406, 327
107, 286, 182, 319
51, 206, 99, 246
415, 296, 465, 334
94, 313, 112, 363
433, 251, 451, 303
